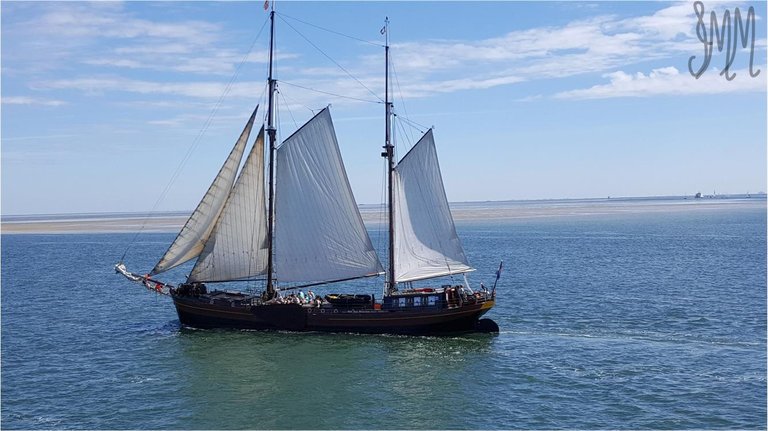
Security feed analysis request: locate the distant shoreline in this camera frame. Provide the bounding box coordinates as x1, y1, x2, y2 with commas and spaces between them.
2, 195, 764, 235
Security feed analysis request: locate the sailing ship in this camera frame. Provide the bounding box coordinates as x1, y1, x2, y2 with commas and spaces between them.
116, 7, 499, 335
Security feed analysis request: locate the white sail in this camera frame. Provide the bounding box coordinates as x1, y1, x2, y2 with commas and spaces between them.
275, 108, 383, 283
188, 126, 268, 282
151, 106, 258, 275
393, 129, 473, 283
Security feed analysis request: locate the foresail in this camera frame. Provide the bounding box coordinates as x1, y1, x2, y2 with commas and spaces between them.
393, 129, 473, 283
150, 106, 258, 275
275, 108, 383, 283
188, 126, 268, 282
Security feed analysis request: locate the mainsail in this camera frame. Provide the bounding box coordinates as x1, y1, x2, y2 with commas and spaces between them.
392, 129, 473, 283
150, 106, 259, 275
188, 126, 268, 282
275, 108, 384, 283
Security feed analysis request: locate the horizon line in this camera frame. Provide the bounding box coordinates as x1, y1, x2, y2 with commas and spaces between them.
2, 192, 765, 219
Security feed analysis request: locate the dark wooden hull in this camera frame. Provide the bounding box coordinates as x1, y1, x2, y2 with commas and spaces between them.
172, 293, 495, 335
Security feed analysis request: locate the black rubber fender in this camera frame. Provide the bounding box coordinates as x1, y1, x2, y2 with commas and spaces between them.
475, 318, 499, 333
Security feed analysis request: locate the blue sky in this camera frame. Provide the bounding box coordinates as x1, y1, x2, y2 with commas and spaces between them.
2, 1, 766, 215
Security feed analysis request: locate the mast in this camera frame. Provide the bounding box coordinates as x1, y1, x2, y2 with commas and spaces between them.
381, 17, 395, 296
266, 6, 277, 298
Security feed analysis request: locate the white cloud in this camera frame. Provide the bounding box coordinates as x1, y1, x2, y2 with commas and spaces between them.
91, 46, 281, 76
2, 96, 67, 106
398, 75, 526, 98
5, 1, 765, 107
2, 133, 80, 142
554, 66, 766, 99
389, 15, 638, 79
32, 4, 220, 44
83, 58, 145, 69
36, 77, 264, 100
3, 2, 261, 77
383, 2, 764, 92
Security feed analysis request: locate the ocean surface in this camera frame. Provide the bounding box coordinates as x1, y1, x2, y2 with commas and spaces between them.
2, 198, 766, 429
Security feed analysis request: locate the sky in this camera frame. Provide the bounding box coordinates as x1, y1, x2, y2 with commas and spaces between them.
2, 1, 766, 215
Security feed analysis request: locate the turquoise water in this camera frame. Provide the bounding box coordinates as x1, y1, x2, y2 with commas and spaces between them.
2, 200, 766, 429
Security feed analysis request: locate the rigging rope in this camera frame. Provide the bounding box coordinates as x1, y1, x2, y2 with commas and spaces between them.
394, 115, 415, 154
278, 88, 299, 130
277, 12, 385, 47
119, 15, 271, 263
393, 113, 428, 134
279, 85, 315, 116
276, 13, 384, 103
390, 58, 417, 146
280, 81, 381, 105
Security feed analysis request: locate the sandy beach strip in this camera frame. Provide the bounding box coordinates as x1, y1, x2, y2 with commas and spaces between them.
1, 215, 189, 234
2, 198, 764, 234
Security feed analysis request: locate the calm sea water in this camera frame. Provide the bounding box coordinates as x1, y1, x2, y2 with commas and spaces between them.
2, 200, 766, 429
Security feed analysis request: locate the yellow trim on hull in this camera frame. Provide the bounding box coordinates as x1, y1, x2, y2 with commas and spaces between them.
480, 300, 495, 310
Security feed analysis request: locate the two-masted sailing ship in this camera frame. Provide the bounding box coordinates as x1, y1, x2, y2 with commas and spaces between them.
116, 7, 499, 335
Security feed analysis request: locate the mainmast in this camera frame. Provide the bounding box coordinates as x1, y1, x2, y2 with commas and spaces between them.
381, 18, 395, 296
266, 6, 277, 298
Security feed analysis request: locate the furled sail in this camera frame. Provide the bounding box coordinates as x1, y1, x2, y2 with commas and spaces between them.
393, 129, 473, 283
188, 126, 268, 282
150, 106, 259, 275
275, 108, 383, 283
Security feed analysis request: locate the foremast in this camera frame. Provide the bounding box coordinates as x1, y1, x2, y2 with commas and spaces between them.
266, 6, 277, 299
381, 18, 396, 297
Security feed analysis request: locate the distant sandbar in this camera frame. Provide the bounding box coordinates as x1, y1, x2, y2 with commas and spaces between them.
2, 197, 764, 234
